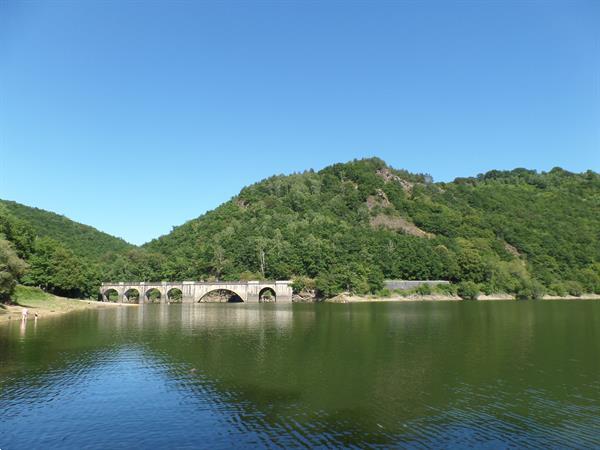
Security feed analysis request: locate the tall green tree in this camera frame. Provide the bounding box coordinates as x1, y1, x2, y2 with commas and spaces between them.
22, 237, 94, 298
0, 238, 28, 302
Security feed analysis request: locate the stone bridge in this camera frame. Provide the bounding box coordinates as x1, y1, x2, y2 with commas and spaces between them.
100, 281, 293, 304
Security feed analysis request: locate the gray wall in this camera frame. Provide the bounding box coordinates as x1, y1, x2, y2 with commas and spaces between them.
384, 280, 450, 291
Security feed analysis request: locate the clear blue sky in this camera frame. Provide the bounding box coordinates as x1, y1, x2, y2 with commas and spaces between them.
1, 1, 598, 245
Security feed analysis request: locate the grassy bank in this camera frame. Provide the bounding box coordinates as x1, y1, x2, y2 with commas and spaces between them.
0, 286, 133, 324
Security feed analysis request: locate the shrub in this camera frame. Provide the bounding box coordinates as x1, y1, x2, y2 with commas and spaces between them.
481, 283, 494, 295
564, 281, 583, 297
416, 283, 432, 295
575, 267, 600, 294
375, 288, 391, 297
0, 238, 28, 302
436, 283, 458, 296
457, 281, 479, 300
549, 283, 567, 297
239, 271, 263, 281
515, 280, 546, 300
291, 276, 315, 294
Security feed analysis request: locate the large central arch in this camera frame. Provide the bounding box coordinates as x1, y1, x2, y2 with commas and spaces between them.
198, 289, 245, 303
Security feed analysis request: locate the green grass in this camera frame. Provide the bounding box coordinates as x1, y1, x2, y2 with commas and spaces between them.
13, 285, 57, 302
12, 285, 92, 312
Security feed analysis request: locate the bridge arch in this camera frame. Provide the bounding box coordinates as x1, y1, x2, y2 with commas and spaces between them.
144, 288, 162, 304
259, 287, 276, 303
123, 288, 140, 303
198, 289, 245, 303
102, 288, 119, 302
167, 288, 182, 303
100, 281, 293, 304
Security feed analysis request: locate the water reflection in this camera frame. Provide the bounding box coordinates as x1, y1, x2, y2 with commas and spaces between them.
1, 302, 599, 449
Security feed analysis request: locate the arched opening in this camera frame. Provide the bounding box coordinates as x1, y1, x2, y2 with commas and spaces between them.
259, 287, 276, 303
103, 289, 119, 302
123, 288, 140, 304
145, 288, 162, 304
167, 288, 183, 303
198, 289, 244, 303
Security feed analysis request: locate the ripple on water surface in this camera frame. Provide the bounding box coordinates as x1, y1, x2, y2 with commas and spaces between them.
1, 301, 599, 448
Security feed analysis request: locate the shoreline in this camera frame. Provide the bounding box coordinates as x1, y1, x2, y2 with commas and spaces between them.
3, 291, 599, 322
0, 296, 137, 324
323, 293, 600, 303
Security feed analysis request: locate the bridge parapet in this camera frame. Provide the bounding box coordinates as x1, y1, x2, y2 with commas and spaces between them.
99, 281, 293, 304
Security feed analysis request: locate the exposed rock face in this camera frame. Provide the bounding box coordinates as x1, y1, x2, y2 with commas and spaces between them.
376, 168, 414, 194
366, 189, 391, 210
292, 290, 317, 302
235, 198, 249, 209
503, 241, 522, 258
370, 214, 433, 238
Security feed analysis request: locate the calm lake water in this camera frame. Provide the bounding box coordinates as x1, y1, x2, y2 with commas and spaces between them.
1, 301, 599, 449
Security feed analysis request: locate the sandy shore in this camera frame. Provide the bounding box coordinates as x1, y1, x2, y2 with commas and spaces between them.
0, 294, 136, 324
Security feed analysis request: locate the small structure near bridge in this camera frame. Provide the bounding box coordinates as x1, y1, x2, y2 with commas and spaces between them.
100, 281, 293, 304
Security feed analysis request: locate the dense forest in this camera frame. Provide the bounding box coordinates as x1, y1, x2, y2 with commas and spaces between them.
1, 158, 599, 301
0, 200, 133, 259
0, 199, 134, 299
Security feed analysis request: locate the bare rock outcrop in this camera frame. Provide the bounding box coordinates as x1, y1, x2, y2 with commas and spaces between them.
376, 168, 414, 194
370, 214, 433, 238
366, 189, 391, 210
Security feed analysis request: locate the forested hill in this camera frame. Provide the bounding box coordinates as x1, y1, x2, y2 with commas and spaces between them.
0, 199, 133, 260
1, 158, 599, 301
143, 158, 600, 297
0, 199, 136, 299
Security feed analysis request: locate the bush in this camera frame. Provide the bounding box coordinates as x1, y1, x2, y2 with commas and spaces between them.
0, 238, 28, 302
436, 283, 458, 296
239, 271, 263, 281
315, 263, 380, 298
515, 280, 546, 300
564, 281, 583, 297
481, 283, 494, 295
549, 282, 567, 297
457, 281, 479, 300
375, 288, 391, 297
415, 283, 432, 295
575, 266, 600, 294
291, 276, 315, 294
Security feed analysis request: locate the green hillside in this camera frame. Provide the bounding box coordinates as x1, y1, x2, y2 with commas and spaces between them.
1, 158, 599, 300
0, 199, 133, 260
143, 158, 600, 298
0, 199, 134, 299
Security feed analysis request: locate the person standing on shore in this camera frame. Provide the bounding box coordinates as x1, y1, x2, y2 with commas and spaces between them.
21, 308, 28, 321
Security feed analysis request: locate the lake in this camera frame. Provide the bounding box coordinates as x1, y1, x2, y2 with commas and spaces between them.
1, 301, 599, 448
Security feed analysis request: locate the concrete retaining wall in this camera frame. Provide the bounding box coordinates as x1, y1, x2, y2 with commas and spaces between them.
384, 280, 450, 291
